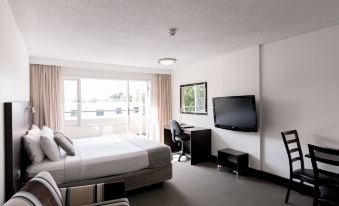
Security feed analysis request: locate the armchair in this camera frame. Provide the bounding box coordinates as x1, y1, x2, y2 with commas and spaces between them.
4, 171, 129, 206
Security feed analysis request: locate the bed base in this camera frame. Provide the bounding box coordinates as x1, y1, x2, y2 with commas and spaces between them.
59, 164, 172, 191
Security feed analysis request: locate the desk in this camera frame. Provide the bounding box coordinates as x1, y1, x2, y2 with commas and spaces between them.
164, 126, 211, 165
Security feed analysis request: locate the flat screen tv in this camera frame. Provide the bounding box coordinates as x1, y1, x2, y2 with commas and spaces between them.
213, 95, 258, 132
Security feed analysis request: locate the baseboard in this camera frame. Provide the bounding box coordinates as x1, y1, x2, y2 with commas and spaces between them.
210, 155, 217, 163
210, 155, 313, 197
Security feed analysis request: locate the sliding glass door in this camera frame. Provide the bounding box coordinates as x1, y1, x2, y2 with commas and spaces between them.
63, 78, 150, 138
80, 79, 129, 133
64, 80, 79, 125
128, 81, 149, 137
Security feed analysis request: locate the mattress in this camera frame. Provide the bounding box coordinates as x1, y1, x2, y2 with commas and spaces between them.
26, 150, 67, 184
118, 134, 172, 168
26, 134, 171, 184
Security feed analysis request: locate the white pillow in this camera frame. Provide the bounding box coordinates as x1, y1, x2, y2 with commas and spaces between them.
29, 124, 40, 135
54, 133, 75, 156
31, 124, 40, 131
23, 129, 45, 164
40, 126, 61, 161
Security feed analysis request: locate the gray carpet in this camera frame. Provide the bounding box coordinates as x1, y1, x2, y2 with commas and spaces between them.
128, 161, 312, 206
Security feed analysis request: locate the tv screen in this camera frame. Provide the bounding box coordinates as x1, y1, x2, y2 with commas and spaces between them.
213, 95, 258, 132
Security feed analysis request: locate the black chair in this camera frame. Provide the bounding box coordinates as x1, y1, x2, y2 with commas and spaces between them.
169, 120, 190, 162
281, 130, 314, 203
308, 144, 339, 206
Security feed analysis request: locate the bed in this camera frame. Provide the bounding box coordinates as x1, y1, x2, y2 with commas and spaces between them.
4, 102, 172, 201
26, 134, 172, 188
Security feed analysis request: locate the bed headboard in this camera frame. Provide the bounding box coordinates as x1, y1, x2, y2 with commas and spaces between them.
4, 102, 31, 201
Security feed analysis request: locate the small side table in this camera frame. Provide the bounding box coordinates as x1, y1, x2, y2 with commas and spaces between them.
217, 148, 249, 178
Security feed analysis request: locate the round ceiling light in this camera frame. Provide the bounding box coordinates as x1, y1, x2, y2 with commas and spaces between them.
158, 58, 177, 66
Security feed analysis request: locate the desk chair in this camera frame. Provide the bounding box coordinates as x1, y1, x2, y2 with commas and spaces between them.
170, 120, 190, 162
281, 130, 314, 203
308, 144, 339, 206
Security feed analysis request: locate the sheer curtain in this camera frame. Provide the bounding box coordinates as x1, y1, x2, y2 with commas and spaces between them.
156, 74, 172, 143
30, 64, 62, 130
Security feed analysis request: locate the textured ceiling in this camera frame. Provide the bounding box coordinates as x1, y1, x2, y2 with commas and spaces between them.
8, 0, 339, 69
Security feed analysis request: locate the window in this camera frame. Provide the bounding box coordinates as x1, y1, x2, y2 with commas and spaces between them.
180, 82, 207, 115
63, 78, 150, 136
64, 80, 79, 125
80, 79, 128, 125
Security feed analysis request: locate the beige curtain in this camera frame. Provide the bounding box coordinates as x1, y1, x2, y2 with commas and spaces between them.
157, 74, 172, 143
30, 64, 61, 130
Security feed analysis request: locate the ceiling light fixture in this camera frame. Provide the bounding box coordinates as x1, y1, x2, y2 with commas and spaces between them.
158, 58, 177, 66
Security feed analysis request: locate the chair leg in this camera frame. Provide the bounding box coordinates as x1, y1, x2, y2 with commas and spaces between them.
178, 142, 184, 162
285, 177, 293, 203
299, 179, 304, 194
178, 141, 188, 162
313, 188, 319, 206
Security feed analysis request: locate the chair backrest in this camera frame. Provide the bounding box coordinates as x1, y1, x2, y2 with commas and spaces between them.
308, 144, 339, 187
170, 120, 182, 142
281, 130, 305, 175
3, 171, 63, 206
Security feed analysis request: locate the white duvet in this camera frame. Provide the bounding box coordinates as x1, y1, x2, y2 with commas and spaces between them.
27, 135, 149, 184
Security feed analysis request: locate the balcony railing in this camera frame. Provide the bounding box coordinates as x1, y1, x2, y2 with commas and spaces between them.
65, 107, 143, 117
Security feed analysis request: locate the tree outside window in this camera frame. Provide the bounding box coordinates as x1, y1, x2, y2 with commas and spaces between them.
180, 82, 207, 115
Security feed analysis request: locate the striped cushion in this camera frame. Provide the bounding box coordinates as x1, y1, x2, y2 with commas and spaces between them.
4, 171, 63, 206
60, 181, 128, 206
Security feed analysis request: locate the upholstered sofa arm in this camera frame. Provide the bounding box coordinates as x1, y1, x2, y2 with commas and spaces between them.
60, 181, 129, 206
4, 171, 129, 206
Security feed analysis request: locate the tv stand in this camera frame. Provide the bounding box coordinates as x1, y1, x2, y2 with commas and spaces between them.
217, 148, 248, 178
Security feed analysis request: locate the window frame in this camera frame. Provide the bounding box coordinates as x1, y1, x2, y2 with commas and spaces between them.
63, 78, 81, 126
63, 77, 151, 128
180, 82, 207, 115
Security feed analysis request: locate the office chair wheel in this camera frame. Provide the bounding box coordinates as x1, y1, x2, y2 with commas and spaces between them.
178, 153, 189, 162
178, 154, 184, 162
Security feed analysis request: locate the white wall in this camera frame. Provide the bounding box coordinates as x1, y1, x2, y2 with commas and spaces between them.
62, 66, 159, 81
261, 25, 339, 178
172, 25, 339, 178
172, 47, 261, 169
0, 0, 29, 203
30, 56, 172, 75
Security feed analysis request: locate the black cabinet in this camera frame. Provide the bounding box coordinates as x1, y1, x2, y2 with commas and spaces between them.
217, 148, 248, 178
